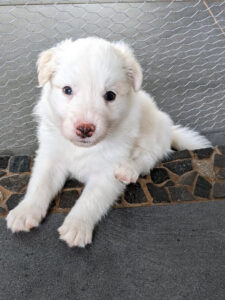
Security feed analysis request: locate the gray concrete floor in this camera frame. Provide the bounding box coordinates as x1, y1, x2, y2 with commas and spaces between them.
0, 201, 225, 300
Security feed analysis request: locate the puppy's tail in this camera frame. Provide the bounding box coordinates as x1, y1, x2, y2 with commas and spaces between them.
171, 125, 212, 151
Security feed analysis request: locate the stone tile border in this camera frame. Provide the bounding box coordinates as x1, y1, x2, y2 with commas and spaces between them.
0, 146, 225, 217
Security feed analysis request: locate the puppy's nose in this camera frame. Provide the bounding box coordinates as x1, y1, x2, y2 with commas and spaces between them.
75, 123, 96, 138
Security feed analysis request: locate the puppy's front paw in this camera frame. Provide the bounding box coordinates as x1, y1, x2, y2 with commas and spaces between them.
114, 164, 138, 185
58, 217, 93, 248
6, 201, 45, 233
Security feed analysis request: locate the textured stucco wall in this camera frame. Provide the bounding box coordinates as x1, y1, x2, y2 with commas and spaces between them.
0, 1, 225, 154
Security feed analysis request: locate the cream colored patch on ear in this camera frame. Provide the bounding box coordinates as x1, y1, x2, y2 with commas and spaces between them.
127, 62, 143, 92
113, 41, 143, 92
37, 39, 73, 87
37, 48, 55, 87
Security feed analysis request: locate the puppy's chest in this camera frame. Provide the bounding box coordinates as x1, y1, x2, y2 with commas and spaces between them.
66, 143, 130, 182
68, 152, 104, 179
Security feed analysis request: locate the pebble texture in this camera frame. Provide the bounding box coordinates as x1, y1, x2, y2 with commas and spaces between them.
0, 147, 225, 216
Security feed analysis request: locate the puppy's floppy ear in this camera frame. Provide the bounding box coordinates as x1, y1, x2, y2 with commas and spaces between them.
37, 47, 56, 87
113, 41, 143, 92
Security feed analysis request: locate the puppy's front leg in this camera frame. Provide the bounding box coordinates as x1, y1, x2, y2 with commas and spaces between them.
7, 153, 67, 232
58, 174, 124, 248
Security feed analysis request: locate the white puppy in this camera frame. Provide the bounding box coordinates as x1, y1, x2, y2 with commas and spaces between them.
6, 37, 211, 247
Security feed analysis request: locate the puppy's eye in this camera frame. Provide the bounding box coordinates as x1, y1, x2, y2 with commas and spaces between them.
63, 86, 73, 95
104, 91, 116, 102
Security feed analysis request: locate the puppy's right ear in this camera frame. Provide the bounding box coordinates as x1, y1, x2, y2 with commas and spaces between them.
37, 48, 56, 87
113, 41, 143, 92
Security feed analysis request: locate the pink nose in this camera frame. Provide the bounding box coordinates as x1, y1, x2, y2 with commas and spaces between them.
75, 123, 96, 138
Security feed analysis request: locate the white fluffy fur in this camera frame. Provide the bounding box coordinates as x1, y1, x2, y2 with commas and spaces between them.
6, 37, 211, 247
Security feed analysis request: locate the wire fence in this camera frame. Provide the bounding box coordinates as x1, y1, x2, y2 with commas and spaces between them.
0, 0, 225, 154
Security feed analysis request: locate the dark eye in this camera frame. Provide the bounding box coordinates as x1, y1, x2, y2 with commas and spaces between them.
104, 91, 116, 102
63, 86, 73, 95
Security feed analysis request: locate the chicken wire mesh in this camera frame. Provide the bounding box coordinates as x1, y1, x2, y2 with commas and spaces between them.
0, 0, 225, 154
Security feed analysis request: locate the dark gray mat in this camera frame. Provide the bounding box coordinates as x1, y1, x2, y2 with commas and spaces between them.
1, 202, 225, 300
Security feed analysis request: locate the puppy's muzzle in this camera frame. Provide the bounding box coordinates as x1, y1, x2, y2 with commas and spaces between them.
75, 123, 96, 138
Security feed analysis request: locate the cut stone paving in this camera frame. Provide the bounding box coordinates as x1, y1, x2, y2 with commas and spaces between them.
8, 155, 31, 173
193, 148, 214, 159
163, 159, 193, 175
194, 176, 212, 199
0, 146, 225, 217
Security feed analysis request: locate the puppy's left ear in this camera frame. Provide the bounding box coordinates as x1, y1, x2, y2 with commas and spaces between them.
113, 41, 143, 92
37, 47, 56, 87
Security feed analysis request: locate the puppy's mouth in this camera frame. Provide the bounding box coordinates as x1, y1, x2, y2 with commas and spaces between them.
71, 137, 101, 148
77, 139, 93, 147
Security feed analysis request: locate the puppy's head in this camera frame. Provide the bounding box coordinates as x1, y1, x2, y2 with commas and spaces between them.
37, 37, 142, 147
